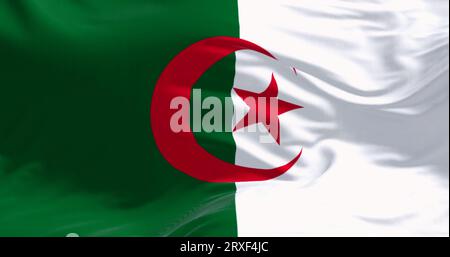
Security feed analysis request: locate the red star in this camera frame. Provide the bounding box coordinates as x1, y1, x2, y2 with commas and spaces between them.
233, 73, 303, 144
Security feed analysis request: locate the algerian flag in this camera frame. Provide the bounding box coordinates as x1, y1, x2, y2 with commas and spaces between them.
0, 0, 448, 236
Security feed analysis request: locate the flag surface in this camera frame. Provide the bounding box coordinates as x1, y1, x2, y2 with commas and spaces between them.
0, 0, 448, 236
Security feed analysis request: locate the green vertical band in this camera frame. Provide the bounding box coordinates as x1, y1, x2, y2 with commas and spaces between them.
0, 0, 239, 236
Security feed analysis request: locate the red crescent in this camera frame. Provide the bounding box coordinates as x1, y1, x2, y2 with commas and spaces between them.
150, 36, 302, 182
